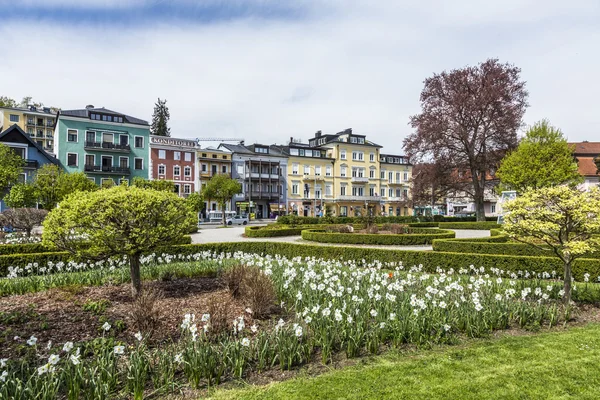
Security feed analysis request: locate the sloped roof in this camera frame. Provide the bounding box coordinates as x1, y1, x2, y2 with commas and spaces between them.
60, 107, 149, 126
218, 143, 254, 154
576, 157, 599, 176
0, 124, 58, 165
569, 142, 600, 155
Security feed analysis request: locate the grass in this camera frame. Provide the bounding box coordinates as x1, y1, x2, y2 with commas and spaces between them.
209, 323, 600, 400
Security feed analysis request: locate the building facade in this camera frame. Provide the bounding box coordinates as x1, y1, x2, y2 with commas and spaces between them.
0, 125, 59, 211
219, 143, 287, 219
378, 153, 412, 217
0, 105, 57, 154
148, 135, 198, 197
197, 147, 233, 212
570, 141, 600, 191
55, 106, 150, 186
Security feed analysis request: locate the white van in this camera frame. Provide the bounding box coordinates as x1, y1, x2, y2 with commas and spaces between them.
208, 210, 236, 222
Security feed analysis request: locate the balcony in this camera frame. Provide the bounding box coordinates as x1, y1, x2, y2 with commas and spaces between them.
200, 171, 232, 178
244, 191, 281, 200
22, 159, 39, 169
84, 165, 130, 175
337, 195, 383, 202
244, 172, 280, 180
27, 120, 36, 126
302, 175, 326, 181
84, 141, 131, 153
351, 176, 369, 183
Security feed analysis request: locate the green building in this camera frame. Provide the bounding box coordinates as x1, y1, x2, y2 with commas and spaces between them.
55, 105, 150, 185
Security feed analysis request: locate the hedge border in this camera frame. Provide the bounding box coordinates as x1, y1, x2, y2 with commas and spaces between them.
301, 228, 455, 246
438, 222, 501, 230
3, 241, 600, 281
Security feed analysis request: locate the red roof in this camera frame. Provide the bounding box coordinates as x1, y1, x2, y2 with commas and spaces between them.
569, 142, 600, 155
577, 157, 599, 176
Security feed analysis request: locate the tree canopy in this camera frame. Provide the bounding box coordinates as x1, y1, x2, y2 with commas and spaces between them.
201, 174, 242, 225
4, 183, 37, 208
0, 96, 17, 108
497, 120, 582, 193
132, 177, 175, 192
0, 208, 48, 237
33, 165, 97, 210
404, 58, 528, 221
150, 98, 171, 137
0, 143, 25, 198
43, 185, 196, 296
503, 186, 600, 303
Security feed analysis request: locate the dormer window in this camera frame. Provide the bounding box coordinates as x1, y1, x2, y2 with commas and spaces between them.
255, 147, 268, 154
358, 138, 365, 144
350, 137, 357, 143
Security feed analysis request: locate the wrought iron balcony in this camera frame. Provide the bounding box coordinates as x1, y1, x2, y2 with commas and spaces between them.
84, 164, 130, 175
84, 141, 131, 152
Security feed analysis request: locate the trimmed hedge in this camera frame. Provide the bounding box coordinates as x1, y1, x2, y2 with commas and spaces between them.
0, 243, 52, 255
407, 222, 439, 228
245, 225, 308, 238
439, 222, 501, 230
276, 216, 419, 225
301, 228, 455, 246
3, 241, 600, 281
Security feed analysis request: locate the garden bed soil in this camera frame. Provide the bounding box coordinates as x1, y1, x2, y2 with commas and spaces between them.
0, 277, 257, 358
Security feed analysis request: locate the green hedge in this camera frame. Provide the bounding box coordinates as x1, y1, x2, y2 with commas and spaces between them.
3, 241, 600, 281
301, 228, 455, 246
438, 222, 501, 230
407, 222, 439, 228
276, 216, 419, 225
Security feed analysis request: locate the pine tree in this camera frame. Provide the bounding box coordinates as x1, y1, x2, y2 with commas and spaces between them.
151, 98, 171, 137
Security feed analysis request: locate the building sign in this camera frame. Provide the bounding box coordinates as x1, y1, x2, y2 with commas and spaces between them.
150, 136, 196, 148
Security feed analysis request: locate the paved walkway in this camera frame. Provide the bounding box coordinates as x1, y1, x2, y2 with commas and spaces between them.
190, 227, 489, 251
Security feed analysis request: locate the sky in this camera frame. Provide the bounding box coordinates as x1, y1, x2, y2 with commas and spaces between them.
1, 0, 599, 151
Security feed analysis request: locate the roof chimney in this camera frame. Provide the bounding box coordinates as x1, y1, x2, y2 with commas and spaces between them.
345, 128, 352, 134
85, 104, 94, 109
290, 136, 294, 143
240, 140, 245, 146
315, 130, 322, 137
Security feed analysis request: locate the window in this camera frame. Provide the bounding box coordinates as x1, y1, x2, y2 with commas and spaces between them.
222, 155, 227, 159
185, 152, 192, 162
67, 153, 78, 167
86, 131, 96, 143
158, 150, 166, 159
292, 184, 299, 195
340, 150, 346, 160
389, 188, 394, 197
184, 166, 192, 177
396, 189, 401, 197
255, 147, 268, 154
237, 164, 243, 174
102, 132, 114, 144
184, 184, 191, 195
212, 154, 217, 158
174, 151, 181, 161
380, 171, 385, 179
10, 147, 25, 158
304, 165, 310, 175
352, 168, 357, 177
292, 163, 299, 175
85, 154, 95, 166
351, 186, 364, 196
158, 165, 166, 175
120, 135, 129, 146
67, 129, 78, 142
174, 184, 180, 194
369, 187, 375, 196
325, 185, 332, 196
221, 165, 227, 173
358, 138, 365, 144
340, 206, 347, 217
315, 166, 321, 176
134, 136, 144, 148
341, 167, 347, 177
370, 153, 375, 162
404, 172, 409, 181
315, 187, 322, 199
326, 166, 332, 176
389, 172, 393, 182
380, 188, 385, 197
174, 166, 181, 176
403, 189, 408, 198
119, 157, 129, 168
340, 186, 346, 196
491, 204, 496, 213
290, 148, 299, 156
352, 151, 364, 161
134, 158, 143, 170
9, 114, 19, 122
396, 172, 401, 182
369, 170, 375, 178
201, 164, 208, 172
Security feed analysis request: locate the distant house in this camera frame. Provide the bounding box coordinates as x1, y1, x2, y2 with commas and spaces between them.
0, 124, 59, 211
570, 142, 600, 190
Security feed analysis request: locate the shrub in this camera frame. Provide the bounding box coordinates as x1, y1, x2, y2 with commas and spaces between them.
0, 208, 48, 237
365, 225, 379, 234
222, 264, 277, 318
130, 285, 163, 337
301, 228, 455, 245
438, 222, 501, 230
382, 224, 409, 234
206, 295, 236, 338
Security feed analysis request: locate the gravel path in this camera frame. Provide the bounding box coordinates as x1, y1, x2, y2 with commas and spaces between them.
190, 227, 490, 251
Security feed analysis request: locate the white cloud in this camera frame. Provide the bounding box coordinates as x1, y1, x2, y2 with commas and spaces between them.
0, 0, 599, 151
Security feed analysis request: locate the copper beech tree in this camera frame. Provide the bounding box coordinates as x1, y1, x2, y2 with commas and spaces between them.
404, 59, 529, 221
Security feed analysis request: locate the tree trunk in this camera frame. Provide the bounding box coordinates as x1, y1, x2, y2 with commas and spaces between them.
222, 203, 227, 226
473, 186, 486, 222
563, 256, 572, 305
129, 252, 142, 298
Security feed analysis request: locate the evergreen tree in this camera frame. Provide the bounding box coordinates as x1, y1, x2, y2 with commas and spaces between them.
151, 98, 171, 137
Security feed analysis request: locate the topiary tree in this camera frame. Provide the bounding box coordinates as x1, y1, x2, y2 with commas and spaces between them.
43, 185, 196, 297
200, 174, 242, 226
132, 177, 175, 192
0, 208, 48, 237
4, 183, 37, 208
503, 186, 600, 303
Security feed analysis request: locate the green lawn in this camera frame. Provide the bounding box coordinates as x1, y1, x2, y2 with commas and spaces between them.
209, 324, 600, 400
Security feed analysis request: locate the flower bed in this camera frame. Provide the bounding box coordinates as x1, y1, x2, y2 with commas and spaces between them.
301, 228, 455, 245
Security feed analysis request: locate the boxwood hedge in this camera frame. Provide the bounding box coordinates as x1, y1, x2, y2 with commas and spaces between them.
438, 222, 501, 230
301, 228, 455, 245
2, 241, 600, 281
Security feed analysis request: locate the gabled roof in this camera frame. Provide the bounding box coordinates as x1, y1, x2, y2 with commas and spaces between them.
60, 107, 149, 126
218, 143, 254, 154
0, 124, 58, 165
576, 157, 599, 177
569, 142, 600, 155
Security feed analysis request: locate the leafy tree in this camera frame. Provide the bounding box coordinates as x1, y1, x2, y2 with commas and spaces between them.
150, 98, 171, 137
4, 183, 37, 208
404, 59, 529, 221
186, 192, 204, 213
503, 186, 600, 303
0, 96, 17, 107
33, 165, 97, 210
0, 208, 48, 237
132, 177, 175, 192
497, 120, 582, 193
411, 162, 454, 211
43, 185, 196, 297
200, 174, 242, 225
0, 143, 24, 198
100, 179, 115, 189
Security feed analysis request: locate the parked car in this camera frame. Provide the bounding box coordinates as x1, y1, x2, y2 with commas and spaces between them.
226, 215, 249, 225
2, 225, 15, 233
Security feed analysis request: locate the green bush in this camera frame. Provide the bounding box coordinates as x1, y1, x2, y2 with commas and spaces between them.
439, 222, 501, 230
407, 222, 439, 228
301, 228, 455, 245
276, 215, 420, 225
0, 243, 53, 255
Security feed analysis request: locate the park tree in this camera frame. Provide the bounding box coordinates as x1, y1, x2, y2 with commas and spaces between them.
404, 58, 528, 221
0, 96, 17, 107
0, 143, 25, 198
5, 183, 37, 208
132, 177, 175, 192
150, 98, 171, 137
0, 208, 48, 237
43, 185, 196, 297
503, 186, 600, 303
186, 192, 204, 213
201, 174, 242, 226
497, 120, 582, 193
411, 162, 454, 213
33, 165, 98, 210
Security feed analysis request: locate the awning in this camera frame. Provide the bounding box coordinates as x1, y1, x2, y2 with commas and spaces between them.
269, 204, 284, 211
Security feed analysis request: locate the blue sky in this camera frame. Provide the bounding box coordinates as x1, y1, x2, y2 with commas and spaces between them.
1, 0, 599, 150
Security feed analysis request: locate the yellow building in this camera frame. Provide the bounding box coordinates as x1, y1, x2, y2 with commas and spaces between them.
0, 105, 57, 154
197, 146, 233, 213
286, 128, 412, 217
